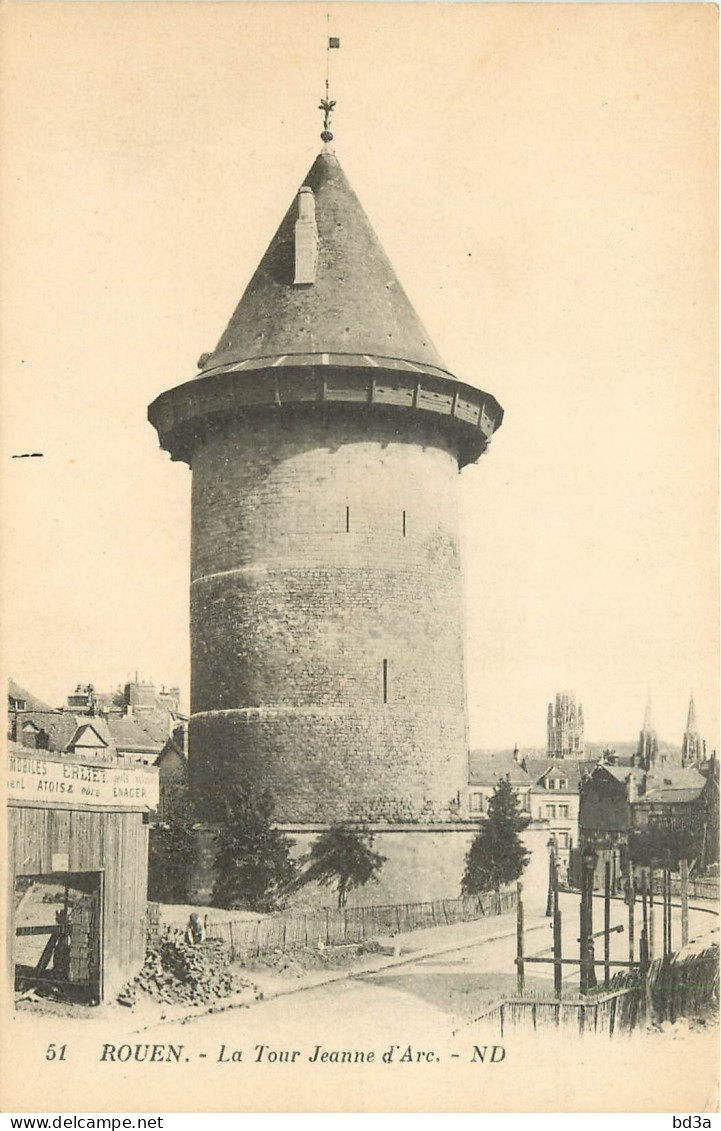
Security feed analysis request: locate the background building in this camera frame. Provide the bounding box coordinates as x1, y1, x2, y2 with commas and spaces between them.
547, 691, 584, 758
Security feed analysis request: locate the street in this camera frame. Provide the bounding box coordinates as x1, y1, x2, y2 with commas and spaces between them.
141, 890, 717, 1041
6, 891, 717, 1113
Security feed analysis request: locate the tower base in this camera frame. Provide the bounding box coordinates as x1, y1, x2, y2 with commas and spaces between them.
189, 823, 482, 909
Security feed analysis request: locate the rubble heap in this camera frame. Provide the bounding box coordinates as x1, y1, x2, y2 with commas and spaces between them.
118, 930, 253, 1007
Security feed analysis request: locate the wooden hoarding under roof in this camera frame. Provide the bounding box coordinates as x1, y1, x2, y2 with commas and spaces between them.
6, 752, 158, 811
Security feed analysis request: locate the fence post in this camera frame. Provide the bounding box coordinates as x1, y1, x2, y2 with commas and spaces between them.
604, 860, 611, 989
627, 861, 635, 964
648, 866, 655, 960
552, 855, 563, 998
516, 880, 525, 994
680, 858, 689, 948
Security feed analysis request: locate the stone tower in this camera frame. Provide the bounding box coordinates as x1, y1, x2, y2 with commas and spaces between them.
682, 694, 703, 767
635, 698, 659, 770
148, 142, 504, 901
547, 691, 584, 758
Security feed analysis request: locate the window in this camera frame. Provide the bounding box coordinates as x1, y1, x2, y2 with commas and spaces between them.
470, 792, 484, 812
558, 779, 567, 790
558, 832, 570, 849
382, 659, 388, 704
547, 778, 556, 789
345, 506, 350, 533
559, 804, 569, 818
547, 804, 556, 819
402, 510, 407, 537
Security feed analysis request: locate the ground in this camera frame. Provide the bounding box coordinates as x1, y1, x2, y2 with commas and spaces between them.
6, 892, 719, 1112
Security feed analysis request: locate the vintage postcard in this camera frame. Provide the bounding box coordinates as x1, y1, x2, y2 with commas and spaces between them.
1, 1, 718, 1115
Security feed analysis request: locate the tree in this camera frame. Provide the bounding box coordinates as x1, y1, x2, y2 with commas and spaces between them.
299, 824, 387, 909
462, 775, 531, 894
211, 784, 296, 913
148, 784, 197, 904
628, 823, 701, 871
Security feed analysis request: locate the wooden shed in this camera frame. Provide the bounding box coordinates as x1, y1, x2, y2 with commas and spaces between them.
7, 748, 158, 1002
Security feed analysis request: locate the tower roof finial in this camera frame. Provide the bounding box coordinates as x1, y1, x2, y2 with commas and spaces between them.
320, 17, 340, 143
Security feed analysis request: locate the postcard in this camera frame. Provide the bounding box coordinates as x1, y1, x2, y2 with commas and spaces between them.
1, 2, 718, 1115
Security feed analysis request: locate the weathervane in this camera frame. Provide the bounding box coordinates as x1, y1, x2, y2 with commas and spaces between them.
320, 20, 340, 143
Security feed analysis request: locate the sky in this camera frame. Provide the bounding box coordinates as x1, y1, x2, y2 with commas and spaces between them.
1, 2, 717, 750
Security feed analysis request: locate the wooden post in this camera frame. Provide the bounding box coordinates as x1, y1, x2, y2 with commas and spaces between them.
516, 880, 525, 994
579, 868, 588, 992
680, 858, 689, 947
546, 840, 555, 917
627, 863, 635, 964
580, 845, 597, 992
639, 923, 651, 1023
648, 865, 655, 960
552, 853, 563, 998
661, 867, 668, 958
666, 868, 673, 955
604, 860, 612, 988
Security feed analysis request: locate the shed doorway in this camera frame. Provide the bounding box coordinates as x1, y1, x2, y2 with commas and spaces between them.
14, 870, 103, 1004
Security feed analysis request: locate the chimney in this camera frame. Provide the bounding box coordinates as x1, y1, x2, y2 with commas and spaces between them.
294, 187, 318, 285
626, 773, 638, 803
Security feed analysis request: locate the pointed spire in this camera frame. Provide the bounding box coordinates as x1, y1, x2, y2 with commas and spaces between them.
687, 693, 698, 732
642, 695, 653, 732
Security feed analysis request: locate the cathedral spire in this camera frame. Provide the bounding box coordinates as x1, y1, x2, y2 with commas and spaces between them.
636, 695, 658, 770
642, 694, 653, 732
682, 693, 702, 767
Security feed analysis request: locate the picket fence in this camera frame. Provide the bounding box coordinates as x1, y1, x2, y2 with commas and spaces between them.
205, 889, 516, 961
463, 944, 719, 1038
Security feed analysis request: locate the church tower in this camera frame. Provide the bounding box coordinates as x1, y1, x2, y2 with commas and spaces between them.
682, 695, 703, 767
635, 698, 659, 770
547, 691, 584, 758
149, 125, 504, 901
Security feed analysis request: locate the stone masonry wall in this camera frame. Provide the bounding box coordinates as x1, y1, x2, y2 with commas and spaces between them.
189, 407, 470, 823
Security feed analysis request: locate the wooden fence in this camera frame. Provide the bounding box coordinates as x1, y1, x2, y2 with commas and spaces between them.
462, 944, 719, 1038
670, 875, 719, 902
204, 889, 516, 961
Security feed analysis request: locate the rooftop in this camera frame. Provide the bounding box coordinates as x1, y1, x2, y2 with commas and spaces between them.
199, 148, 449, 378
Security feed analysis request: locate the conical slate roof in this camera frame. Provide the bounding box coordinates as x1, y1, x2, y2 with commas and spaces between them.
199, 147, 450, 376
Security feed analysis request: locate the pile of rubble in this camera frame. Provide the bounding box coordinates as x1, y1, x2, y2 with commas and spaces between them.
118, 930, 253, 1008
